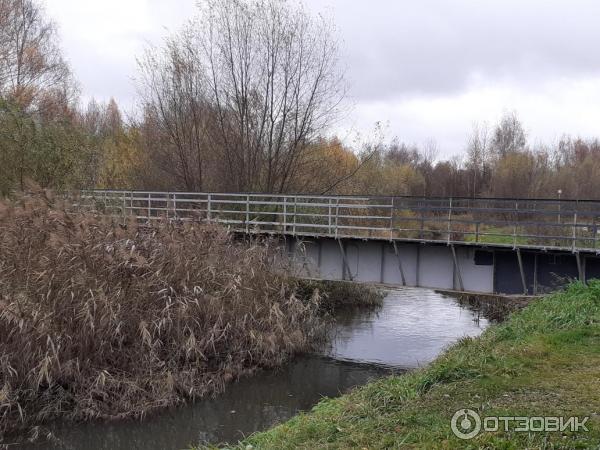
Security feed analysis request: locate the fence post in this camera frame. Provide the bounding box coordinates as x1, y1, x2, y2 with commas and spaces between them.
572, 211, 577, 251
165, 193, 169, 220
447, 197, 453, 244
389, 197, 395, 240
420, 200, 425, 240
328, 198, 332, 235
246, 195, 250, 233
293, 196, 297, 235
207, 194, 212, 223
173, 193, 177, 220
147, 193, 151, 220
594, 215, 598, 250
335, 198, 340, 238
513, 201, 518, 248
121, 193, 126, 222
283, 197, 287, 233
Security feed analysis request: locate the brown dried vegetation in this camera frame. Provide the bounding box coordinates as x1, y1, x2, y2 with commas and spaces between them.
0, 191, 326, 435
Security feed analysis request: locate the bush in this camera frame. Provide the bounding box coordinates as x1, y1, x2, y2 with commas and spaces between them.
0, 191, 326, 434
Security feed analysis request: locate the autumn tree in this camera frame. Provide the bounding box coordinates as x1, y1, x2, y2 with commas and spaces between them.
0, 0, 73, 111
489, 151, 536, 198
491, 111, 527, 157
289, 137, 358, 193
0, 98, 86, 195
77, 98, 143, 189
0, 0, 84, 194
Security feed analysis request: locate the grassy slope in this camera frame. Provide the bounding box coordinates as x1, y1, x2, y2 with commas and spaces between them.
238, 282, 600, 449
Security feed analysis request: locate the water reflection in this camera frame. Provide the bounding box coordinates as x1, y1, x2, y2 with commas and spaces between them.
327, 288, 488, 368
31, 357, 391, 450
22, 288, 488, 450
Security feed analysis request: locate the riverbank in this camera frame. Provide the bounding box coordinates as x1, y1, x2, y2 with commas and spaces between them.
239, 282, 600, 448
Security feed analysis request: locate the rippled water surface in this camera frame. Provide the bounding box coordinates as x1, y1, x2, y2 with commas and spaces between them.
26, 288, 488, 450
327, 288, 488, 368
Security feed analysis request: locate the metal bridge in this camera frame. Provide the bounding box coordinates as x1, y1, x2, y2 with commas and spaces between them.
80, 190, 600, 295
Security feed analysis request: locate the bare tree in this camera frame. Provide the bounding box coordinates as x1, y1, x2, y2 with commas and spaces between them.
137, 31, 213, 191
196, 0, 345, 192
466, 122, 490, 196
0, 0, 72, 110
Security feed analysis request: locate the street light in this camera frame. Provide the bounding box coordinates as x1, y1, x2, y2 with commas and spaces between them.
558, 189, 562, 224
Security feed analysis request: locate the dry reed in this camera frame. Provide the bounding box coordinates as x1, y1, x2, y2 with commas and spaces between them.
0, 190, 327, 436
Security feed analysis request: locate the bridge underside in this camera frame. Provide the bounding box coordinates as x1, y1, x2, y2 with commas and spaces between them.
286, 237, 597, 295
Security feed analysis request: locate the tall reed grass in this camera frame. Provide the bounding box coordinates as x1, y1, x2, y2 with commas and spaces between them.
0, 190, 327, 435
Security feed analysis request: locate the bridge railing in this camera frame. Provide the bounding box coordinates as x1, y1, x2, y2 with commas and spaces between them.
76, 190, 600, 252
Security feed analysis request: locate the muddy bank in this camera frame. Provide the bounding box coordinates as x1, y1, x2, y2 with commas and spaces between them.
436, 289, 535, 322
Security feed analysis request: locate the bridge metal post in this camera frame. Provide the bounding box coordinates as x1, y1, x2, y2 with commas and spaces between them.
283, 197, 287, 233
593, 215, 597, 250
130, 191, 134, 218
447, 197, 453, 244
293, 196, 297, 236
165, 192, 170, 220
207, 194, 212, 223
419, 199, 425, 240
172, 193, 177, 220
335, 199, 339, 238
576, 252, 585, 284
450, 244, 464, 291
513, 201, 518, 248
337, 239, 353, 281
147, 192, 151, 220
392, 241, 407, 286
328, 199, 332, 235
516, 248, 528, 295
389, 197, 395, 240
121, 193, 126, 222
246, 195, 250, 233
572, 211, 577, 251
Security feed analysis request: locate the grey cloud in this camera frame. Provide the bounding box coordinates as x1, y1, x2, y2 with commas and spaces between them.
306, 0, 600, 100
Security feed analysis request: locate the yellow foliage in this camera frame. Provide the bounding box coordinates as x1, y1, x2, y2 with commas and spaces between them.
98, 128, 144, 189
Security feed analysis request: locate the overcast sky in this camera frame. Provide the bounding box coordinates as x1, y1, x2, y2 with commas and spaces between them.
45, 0, 600, 158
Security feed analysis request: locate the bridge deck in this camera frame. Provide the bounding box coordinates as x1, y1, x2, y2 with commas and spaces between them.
79, 190, 600, 254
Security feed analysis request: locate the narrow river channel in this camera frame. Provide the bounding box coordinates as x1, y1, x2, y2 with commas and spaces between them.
28, 288, 489, 450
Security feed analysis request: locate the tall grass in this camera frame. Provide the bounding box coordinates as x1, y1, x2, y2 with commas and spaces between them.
0, 191, 328, 435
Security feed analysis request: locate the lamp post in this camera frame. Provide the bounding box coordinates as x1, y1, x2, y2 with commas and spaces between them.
558, 189, 562, 224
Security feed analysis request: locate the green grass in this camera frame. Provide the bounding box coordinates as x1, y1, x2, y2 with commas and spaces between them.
465, 225, 531, 246
226, 281, 600, 449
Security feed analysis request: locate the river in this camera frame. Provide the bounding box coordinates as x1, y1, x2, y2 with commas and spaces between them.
27, 287, 489, 450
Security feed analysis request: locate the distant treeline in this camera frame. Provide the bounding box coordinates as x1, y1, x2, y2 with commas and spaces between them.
1, 0, 598, 199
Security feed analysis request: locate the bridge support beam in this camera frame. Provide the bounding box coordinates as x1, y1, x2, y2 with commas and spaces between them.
450, 244, 464, 291
516, 248, 528, 295
576, 252, 585, 284
392, 241, 407, 286
337, 239, 353, 281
